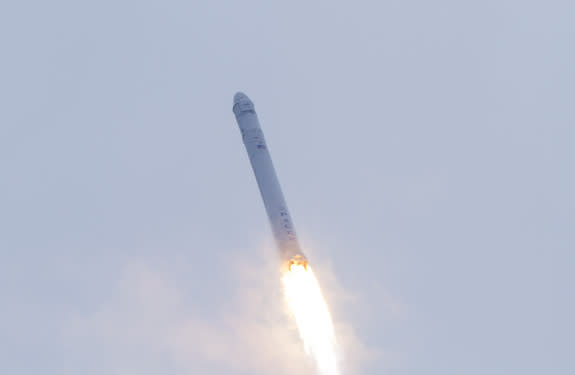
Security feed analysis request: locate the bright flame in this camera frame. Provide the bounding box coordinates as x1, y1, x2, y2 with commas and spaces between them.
282, 262, 339, 375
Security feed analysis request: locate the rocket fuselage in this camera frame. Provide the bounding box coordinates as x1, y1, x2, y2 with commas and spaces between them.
233, 92, 305, 264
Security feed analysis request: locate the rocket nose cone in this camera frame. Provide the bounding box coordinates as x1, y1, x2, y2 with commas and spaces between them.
234, 92, 252, 105
233, 91, 255, 115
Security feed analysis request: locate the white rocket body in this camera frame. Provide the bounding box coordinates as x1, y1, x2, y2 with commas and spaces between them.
233, 92, 306, 265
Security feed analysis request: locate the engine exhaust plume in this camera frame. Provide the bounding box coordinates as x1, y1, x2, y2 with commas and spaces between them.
283, 257, 339, 375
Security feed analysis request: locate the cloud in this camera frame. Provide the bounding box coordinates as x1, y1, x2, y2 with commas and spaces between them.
65, 254, 384, 374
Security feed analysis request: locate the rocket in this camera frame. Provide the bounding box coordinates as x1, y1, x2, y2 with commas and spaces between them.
233, 92, 308, 269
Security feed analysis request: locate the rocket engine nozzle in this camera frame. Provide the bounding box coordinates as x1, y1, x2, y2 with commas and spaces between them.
286, 254, 309, 271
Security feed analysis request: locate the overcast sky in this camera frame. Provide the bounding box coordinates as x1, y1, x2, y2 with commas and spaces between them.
1, 1, 573, 374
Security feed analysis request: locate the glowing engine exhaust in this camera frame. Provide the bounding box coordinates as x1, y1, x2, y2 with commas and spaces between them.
283, 257, 339, 375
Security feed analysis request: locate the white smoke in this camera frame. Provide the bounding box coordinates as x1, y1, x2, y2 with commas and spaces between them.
65, 252, 383, 374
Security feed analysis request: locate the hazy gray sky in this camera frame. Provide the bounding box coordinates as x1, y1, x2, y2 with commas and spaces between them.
1, 1, 573, 374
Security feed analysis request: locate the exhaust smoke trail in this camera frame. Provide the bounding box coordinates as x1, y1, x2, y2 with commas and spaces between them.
282, 260, 339, 375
